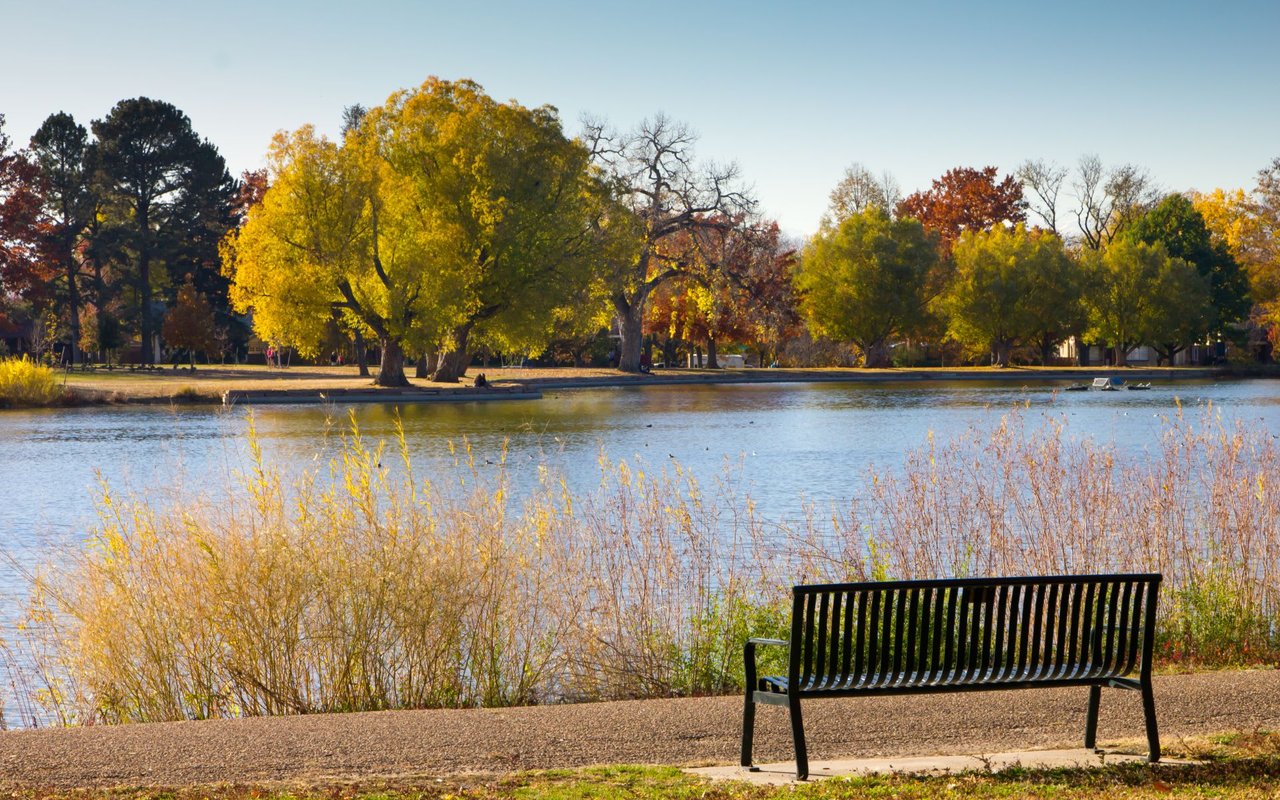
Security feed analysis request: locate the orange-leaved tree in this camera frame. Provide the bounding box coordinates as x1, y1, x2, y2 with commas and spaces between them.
897, 166, 1026, 251
162, 275, 220, 370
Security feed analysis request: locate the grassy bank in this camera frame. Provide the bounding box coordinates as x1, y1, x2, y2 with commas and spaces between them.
8, 405, 1280, 725
41, 363, 1226, 406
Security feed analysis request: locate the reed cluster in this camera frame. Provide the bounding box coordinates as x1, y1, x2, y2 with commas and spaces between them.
9, 404, 1280, 725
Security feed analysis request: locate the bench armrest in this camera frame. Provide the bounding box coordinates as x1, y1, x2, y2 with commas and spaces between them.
744, 638, 789, 691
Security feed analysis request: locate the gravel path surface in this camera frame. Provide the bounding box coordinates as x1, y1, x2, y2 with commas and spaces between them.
3, 670, 1278, 789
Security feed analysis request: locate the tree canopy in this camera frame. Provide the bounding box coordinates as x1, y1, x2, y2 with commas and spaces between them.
223, 78, 604, 385
1124, 193, 1248, 338
795, 207, 937, 367
91, 97, 235, 365
897, 166, 1026, 249
1083, 239, 1208, 366
941, 225, 1081, 366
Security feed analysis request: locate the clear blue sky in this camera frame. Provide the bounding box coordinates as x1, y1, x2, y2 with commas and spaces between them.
3, 0, 1277, 236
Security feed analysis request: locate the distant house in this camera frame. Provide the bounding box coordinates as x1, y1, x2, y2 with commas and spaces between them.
1057, 340, 1221, 366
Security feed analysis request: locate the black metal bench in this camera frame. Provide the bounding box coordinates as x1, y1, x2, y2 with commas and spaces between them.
742, 573, 1161, 779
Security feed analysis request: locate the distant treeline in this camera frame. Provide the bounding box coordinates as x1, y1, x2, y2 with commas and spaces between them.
2, 81, 1278, 383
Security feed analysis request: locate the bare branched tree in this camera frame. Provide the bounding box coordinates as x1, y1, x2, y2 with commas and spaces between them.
585, 113, 755, 372
1072, 154, 1161, 250
822, 163, 901, 228
1016, 159, 1068, 235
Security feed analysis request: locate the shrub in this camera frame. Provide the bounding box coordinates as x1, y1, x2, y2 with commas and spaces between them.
0, 357, 62, 407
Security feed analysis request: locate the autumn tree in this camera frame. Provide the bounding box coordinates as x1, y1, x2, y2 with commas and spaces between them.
941, 225, 1082, 366
722, 222, 800, 367
0, 114, 49, 339
896, 166, 1026, 249
91, 98, 236, 365
372, 80, 606, 382
1124, 193, 1248, 340
1195, 163, 1280, 354
586, 114, 754, 373
226, 79, 603, 386
162, 274, 219, 369
29, 112, 97, 366
224, 125, 419, 386
822, 163, 901, 228
794, 206, 937, 367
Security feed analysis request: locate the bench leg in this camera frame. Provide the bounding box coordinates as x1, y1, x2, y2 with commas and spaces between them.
741, 690, 756, 769
1084, 685, 1102, 749
789, 696, 809, 781
1141, 679, 1160, 763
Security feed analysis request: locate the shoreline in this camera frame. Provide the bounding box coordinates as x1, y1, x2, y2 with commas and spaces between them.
1, 364, 1253, 410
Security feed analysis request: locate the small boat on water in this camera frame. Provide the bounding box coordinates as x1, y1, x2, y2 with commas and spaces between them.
1066, 377, 1153, 391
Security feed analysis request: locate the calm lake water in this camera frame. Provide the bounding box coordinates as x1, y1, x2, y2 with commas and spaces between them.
3, 378, 1277, 574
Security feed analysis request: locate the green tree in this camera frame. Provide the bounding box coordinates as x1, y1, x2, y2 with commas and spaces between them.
1125, 193, 1249, 341
29, 112, 98, 366
1083, 239, 1207, 366
941, 225, 1081, 366
794, 207, 937, 367
91, 98, 236, 365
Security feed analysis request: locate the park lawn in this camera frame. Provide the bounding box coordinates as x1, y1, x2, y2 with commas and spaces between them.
13, 733, 1280, 800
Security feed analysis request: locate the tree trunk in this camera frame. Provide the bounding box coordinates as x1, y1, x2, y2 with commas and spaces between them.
67, 260, 81, 367
993, 340, 1011, 368
415, 351, 430, 379
354, 330, 370, 377
706, 337, 719, 369
864, 340, 892, 368
1114, 345, 1128, 367
375, 337, 409, 386
432, 322, 474, 383
1039, 337, 1055, 366
138, 225, 153, 366
615, 302, 644, 373
1074, 335, 1088, 367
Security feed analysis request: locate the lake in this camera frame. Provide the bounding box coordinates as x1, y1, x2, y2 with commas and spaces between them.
3, 377, 1274, 574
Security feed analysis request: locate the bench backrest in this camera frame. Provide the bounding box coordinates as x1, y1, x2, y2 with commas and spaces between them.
789, 574, 1160, 688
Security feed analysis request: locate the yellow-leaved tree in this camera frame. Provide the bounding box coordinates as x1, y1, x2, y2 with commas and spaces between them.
221, 78, 608, 386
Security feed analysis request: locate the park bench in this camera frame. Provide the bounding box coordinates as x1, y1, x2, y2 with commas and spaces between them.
742, 573, 1161, 779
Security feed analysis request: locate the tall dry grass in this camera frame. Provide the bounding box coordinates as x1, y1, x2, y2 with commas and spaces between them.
811, 403, 1280, 666
13, 412, 791, 724
0, 357, 62, 408
9, 403, 1280, 725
